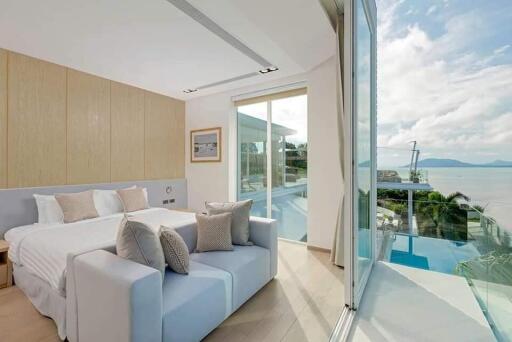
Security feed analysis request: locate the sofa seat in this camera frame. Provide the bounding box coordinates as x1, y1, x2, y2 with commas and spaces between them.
190, 245, 271, 311
162, 261, 232, 342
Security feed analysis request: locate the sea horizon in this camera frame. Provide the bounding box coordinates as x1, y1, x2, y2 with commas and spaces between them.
385, 167, 512, 232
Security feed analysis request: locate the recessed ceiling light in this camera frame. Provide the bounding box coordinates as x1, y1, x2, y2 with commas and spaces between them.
259, 66, 279, 74
183, 89, 197, 93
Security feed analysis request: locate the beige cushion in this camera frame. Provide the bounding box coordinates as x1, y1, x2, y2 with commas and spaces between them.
160, 226, 189, 274
55, 190, 99, 223
116, 187, 148, 212
195, 213, 233, 252
206, 200, 253, 245
116, 217, 165, 278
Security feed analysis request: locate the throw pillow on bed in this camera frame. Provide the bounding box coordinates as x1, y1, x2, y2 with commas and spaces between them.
116, 187, 149, 212
195, 213, 233, 252
116, 217, 165, 279
160, 226, 189, 274
55, 190, 99, 223
205, 200, 253, 246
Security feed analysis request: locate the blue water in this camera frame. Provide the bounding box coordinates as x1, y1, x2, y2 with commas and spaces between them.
390, 233, 481, 274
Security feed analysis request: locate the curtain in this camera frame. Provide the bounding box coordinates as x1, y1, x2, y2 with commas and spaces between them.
330, 14, 346, 267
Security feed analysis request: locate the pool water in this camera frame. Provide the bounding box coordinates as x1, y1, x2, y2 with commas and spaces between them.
389, 234, 481, 274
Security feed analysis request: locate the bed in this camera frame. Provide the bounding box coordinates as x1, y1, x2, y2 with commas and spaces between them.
0, 179, 189, 340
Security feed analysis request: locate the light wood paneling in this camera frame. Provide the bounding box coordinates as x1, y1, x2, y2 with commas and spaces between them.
7, 52, 67, 188
0, 49, 6, 188
144, 91, 174, 180
110, 82, 145, 182
173, 100, 186, 178
67, 70, 110, 184
1, 48, 185, 189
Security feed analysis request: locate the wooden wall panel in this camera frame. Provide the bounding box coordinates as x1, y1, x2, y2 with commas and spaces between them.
173, 100, 186, 178
0, 50, 6, 188
67, 70, 111, 184
7, 52, 67, 188
144, 91, 174, 180
1, 48, 185, 189
110, 82, 145, 182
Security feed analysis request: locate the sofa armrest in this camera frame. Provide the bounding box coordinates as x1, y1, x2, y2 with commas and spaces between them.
249, 216, 278, 278
70, 250, 162, 342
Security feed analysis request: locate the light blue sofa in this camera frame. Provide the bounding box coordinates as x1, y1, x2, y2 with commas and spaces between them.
66, 216, 277, 342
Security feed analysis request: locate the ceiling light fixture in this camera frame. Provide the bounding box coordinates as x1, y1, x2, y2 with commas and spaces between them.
183, 89, 197, 94
259, 66, 279, 74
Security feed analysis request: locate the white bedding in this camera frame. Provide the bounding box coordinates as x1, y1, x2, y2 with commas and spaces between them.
4, 208, 195, 294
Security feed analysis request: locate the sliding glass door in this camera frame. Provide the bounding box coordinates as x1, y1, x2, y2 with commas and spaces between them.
345, 0, 377, 308
237, 90, 308, 242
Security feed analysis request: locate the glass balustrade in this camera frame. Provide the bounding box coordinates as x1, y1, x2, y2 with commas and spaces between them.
377, 190, 512, 340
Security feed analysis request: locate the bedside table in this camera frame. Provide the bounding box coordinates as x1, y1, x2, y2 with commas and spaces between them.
0, 240, 12, 288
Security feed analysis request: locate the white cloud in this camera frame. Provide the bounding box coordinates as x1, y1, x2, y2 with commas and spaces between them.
426, 5, 437, 15
494, 44, 510, 55
377, 0, 512, 164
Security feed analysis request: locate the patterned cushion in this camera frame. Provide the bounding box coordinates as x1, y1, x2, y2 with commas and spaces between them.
205, 200, 253, 246
195, 213, 233, 252
160, 226, 190, 274
116, 217, 165, 279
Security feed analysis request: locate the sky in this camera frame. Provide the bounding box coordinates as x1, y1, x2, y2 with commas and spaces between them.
238, 95, 308, 147
376, 0, 512, 167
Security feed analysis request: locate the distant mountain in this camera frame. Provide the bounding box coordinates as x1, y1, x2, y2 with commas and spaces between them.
482, 159, 512, 167
403, 158, 512, 168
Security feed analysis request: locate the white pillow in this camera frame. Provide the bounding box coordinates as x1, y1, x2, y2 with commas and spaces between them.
94, 187, 149, 216
93, 190, 124, 216
33, 194, 64, 224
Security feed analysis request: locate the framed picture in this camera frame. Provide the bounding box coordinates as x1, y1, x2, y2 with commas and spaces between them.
190, 127, 222, 162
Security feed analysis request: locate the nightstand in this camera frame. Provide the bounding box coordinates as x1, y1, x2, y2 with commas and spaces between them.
0, 240, 12, 288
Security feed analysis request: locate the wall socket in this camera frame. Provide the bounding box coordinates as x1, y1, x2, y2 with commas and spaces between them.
162, 198, 176, 205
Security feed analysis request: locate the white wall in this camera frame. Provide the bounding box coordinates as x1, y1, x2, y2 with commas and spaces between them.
185, 57, 341, 249
306, 57, 342, 249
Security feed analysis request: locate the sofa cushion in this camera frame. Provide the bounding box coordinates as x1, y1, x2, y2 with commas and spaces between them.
116, 218, 166, 279
162, 261, 232, 342
206, 200, 253, 246
160, 226, 189, 274
195, 213, 233, 252
190, 245, 271, 311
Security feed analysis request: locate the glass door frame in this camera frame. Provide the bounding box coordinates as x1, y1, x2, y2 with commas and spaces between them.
234, 85, 309, 241
343, 0, 377, 310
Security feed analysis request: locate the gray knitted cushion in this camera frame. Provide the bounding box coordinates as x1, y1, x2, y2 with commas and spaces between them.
160, 226, 190, 274
116, 217, 165, 279
205, 200, 253, 246
195, 213, 233, 252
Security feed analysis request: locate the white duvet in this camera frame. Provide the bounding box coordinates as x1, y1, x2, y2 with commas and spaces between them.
4, 208, 195, 294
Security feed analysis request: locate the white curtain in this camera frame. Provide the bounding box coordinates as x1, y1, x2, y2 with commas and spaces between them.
331, 14, 346, 267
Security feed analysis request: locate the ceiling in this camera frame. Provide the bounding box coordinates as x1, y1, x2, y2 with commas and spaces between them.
0, 0, 335, 100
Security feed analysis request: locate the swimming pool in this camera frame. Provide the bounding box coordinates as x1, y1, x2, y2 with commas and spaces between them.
389, 233, 481, 275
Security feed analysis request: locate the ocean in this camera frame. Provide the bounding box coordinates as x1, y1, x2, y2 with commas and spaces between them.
394, 167, 512, 231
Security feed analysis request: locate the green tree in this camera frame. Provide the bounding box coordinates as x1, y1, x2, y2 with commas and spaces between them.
417, 191, 469, 240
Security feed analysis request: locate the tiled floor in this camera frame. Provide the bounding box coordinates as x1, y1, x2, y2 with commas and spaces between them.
204, 240, 344, 341
348, 261, 495, 342
0, 240, 344, 342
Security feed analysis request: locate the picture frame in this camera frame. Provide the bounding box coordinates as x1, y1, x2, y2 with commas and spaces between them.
190, 127, 222, 163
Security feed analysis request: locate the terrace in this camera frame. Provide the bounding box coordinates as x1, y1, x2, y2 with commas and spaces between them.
376, 181, 512, 340
238, 113, 308, 242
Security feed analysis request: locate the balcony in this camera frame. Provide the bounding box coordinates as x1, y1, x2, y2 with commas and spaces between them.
377, 191, 512, 340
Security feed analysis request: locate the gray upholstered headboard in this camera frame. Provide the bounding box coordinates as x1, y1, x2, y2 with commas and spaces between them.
0, 179, 187, 238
